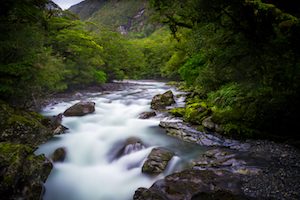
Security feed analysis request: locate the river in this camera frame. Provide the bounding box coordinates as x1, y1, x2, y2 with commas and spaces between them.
36, 80, 206, 200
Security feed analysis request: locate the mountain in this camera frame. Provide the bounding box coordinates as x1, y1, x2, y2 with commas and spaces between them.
69, 0, 159, 37
69, 0, 106, 20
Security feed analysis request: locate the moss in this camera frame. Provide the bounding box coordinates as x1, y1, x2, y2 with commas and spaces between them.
0, 142, 52, 199
184, 102, 211, 125
7, 114, 37, 126
169, 107, 185, 117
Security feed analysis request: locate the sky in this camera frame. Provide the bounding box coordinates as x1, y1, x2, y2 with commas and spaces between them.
52, 0, 84, 10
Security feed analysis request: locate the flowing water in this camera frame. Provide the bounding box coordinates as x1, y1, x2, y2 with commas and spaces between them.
36, 80, 206, 200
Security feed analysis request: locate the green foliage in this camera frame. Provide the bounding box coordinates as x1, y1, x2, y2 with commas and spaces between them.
150, 0, 300, 141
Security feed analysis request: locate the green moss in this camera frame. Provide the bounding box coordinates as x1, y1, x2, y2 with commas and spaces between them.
7, 114, 38, 126
169, 107, 185, 117
184, 102, 211, 125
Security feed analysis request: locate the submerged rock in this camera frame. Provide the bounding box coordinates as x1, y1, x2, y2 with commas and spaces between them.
109, 137, 146, 162
63, 101, 95, 116
138, 111, 156, 119
122, 137, 145, 155
51, 147, 66, 162
142, 147, 174, 175
134, 169, 248, 200
151, 90, 175, 110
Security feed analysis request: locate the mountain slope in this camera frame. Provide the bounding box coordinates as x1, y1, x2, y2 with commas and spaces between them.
69, 0, 159, 37
69, 0, 106, 20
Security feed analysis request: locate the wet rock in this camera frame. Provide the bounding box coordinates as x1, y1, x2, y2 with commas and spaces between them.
51, 147, 66, 162
202, 116, 216, 130
134, 169, 249, 200
109, 137, 146, 161
142, 147, 174, 175
191, 148, 263, 176
53, 124, 68, 135
151, 90, 175, 110
0, 142, 52, 200
138, 111, 156, 119
159, 121, 251, 151
122, 137, 145, 155
159, 121, 223, 146
63, 101, 95, 116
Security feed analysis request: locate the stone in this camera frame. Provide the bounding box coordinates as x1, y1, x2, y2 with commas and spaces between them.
0, 142, 52, 200
51, 147, 66, 162
109, 137, 146, 162
53, 124, 68, 135
151, 90, 175, 110
202, 116, 216, 131
63, 101, 95, 116
122, 137, 145, 155
138, 111, 156, 119
134, 169, 249, 200
142, 147, 174, 175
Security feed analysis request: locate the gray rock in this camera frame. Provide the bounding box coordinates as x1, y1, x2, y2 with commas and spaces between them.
138, 111, 156, 119
142, 147, 174, 175
63, 101, 95, 116
51, 147, 66, 162
53, 124, 68, 135
134, 169, 249, 200
151, 90, 175, 110
202, 116, 215, 130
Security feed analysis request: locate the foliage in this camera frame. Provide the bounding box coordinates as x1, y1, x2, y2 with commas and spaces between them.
151, 0, 300, 141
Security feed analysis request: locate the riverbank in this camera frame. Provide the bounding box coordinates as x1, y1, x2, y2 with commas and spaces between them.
134, 84, 300, 199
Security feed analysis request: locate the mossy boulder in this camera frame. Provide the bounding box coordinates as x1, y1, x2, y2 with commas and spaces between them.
169, 107, 185, 117
142, 147, 174, 175
184, 102, 211, 125
63, 101, 95, 117
0, 101, 54, 147
151, 90, 175, 110
0, 142, 52, 199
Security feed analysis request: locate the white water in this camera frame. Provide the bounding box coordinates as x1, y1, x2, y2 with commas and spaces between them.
36, 80, 205, 200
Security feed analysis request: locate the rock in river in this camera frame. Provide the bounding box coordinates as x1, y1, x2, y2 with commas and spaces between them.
51, 147, 66, 162
151, 90, 175, 110
142, 147, 174, 175
63, 101, 95, 116
138, 111, 156, 119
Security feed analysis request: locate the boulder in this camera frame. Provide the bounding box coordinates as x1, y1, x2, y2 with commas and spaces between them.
0, 101, 55, 147
142, 147, 174, 175
134, 169, 249, 200
0, 142, 52, 200
151, 90, 175, 110
138, 111, 156, 119
63, 101, 95, 116
51, 147, 66, 162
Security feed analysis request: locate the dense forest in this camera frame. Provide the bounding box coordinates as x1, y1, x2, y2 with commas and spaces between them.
1, 0, 299, 142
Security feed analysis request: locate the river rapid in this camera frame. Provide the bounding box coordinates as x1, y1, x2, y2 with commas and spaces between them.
36, 80, 206, 200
